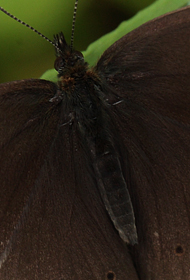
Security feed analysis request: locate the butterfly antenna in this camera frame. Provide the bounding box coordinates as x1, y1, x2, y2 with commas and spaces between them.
70, 0, 79, 51
0, 6, 61, 53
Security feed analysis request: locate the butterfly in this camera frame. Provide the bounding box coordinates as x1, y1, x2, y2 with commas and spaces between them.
0, 3, 190, 280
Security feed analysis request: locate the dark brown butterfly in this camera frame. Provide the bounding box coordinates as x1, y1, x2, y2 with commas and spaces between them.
0, 2, 190, 279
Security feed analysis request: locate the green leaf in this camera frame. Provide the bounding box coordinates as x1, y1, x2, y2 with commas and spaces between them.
41, 0, 189, 82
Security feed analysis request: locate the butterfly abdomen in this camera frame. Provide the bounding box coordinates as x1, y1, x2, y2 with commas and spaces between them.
87, 125, 137, 245
73, 77, 138, 245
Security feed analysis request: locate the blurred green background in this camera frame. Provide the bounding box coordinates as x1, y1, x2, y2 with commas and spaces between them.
0, 0, 188, 83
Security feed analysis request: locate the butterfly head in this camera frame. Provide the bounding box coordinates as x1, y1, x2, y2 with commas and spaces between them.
54, 32, 87, 77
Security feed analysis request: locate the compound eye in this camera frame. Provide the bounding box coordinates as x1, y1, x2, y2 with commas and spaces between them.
74, 51, 84, 61
54, 56, 65, 71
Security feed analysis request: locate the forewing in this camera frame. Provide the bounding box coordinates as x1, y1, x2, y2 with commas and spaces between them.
95, 6, 190, 279
0, 79, 139, 279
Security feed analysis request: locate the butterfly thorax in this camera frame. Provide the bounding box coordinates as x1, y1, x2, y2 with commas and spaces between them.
52, 34, 102, 136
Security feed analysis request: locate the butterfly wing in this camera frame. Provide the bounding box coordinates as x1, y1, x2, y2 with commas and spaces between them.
0, 79, 139, 279
95, 6, 190, 279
